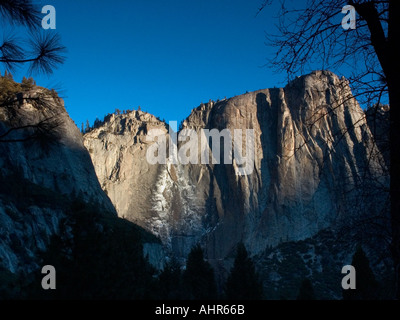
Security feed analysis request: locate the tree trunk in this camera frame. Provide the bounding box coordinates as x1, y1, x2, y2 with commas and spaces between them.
388, 0, 400, 300
389, 85, 400, 299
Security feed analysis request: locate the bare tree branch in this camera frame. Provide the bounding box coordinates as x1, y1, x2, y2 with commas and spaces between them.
0, 115, 62, 144
259, 0, 400, 297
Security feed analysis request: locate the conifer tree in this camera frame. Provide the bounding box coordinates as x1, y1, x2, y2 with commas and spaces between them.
85, 120, 90, 133
183, 244, 217, 300
0, 0, 65, 73
343, 245, 378, 300
158, 258, 182, 299
297, 278, 316, 300
225, 242, 263, 300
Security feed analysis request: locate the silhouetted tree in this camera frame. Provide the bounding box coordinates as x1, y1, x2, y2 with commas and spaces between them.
0, 0, 65, 74
225, 242, 263, 300
259, 0, 400, 298
183, 244, 217, 300
178, 120, 184, 131
343, 245, 378, 300
158, 258, 183, 299
93, 117, 102, 129
85, 119, 90, 133
0, 2, 66, 145
297, 279, 316, 300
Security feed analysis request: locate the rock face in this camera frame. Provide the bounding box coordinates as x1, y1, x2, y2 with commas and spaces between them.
84, 111, 167, 224
0, 89, 117, 210
0, 86, 116, 273
365, 104, 390, 166
84, 70, 387, 261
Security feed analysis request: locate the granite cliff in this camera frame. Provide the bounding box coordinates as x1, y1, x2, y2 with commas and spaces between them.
0, 78, 162, 278
84, 70, 388, 262
0, 71, 390, 298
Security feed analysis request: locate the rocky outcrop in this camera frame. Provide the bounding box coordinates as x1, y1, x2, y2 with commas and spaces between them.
84, 71, 388, 261
0, 86, 116, 273
365, 104, 389, 166
84, 111, 167, 224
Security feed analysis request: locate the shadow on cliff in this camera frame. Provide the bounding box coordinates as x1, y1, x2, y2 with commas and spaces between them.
254, 91, 281, 246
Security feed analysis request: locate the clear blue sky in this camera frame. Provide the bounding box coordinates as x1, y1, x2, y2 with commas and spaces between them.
10, 0, 299, 128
